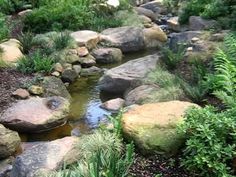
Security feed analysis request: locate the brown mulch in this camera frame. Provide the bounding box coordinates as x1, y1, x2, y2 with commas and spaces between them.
0, 68, 33, 114
130, 153, 189, 177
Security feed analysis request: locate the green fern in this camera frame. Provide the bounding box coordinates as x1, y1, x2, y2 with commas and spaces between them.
208, 34, 236, 108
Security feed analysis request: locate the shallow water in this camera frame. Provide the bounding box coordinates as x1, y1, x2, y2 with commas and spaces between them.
21, 49, 158, 142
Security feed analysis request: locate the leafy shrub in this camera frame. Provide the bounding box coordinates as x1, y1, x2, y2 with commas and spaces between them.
0, 13, 9, 41
161, 44, 186, 70
0, 0, 31, 14
17, 51, 55, 73
23, 0, 123, 33
179, 106, 236, 176
179, 0, 236, 29
23, 1, 92, 33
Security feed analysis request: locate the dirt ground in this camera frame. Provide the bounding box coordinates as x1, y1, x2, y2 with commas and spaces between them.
130, 153, 189, 177
0, 68, 33, 113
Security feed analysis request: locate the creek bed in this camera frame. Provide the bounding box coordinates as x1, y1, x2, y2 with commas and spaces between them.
20, 49, 158, 142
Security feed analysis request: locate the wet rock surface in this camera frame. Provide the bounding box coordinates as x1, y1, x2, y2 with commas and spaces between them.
0, 97, 70, 133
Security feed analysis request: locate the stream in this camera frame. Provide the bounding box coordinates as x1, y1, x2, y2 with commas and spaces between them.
20, 49, 157, 142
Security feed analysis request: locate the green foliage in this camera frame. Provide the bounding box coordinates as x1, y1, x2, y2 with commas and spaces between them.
179, 106, 236, 177
48, 111, 134, 177
51, 31, 74, 51
0, 47, 9, 68
161, 44, 186, 70
77, 131, 122, 160
179, 0, 236, 29
20, 31, 75, 56
144, 66, 184, 102
50, 131, 134, 177
23, 0, 92, 33
0, 0, 31, 14
17, 51, 55, 73
107, 111, 123, 137
206, 34, 236, 108
181, 81, 208, 104
23, 0, 124, 33
85, 142, 134, 177
0, 13, 9, 41
18, 31, 34, 54
181, 59, 209, 103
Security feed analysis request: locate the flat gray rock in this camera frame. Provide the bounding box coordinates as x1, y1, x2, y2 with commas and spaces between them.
100, 26, 145, 53
98, 54, 159, 94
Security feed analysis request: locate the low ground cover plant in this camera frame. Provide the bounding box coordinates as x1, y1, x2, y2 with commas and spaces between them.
17, 51, 55, 73
180, 106, 236, 177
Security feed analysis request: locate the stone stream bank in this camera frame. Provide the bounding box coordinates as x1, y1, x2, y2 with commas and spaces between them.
0, 0, 227, 176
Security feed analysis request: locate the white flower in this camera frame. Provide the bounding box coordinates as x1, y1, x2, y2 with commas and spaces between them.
107, 0, 120, 7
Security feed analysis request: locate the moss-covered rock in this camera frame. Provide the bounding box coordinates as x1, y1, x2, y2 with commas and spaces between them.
122, 101, 199, 156
0, 124, 20, 159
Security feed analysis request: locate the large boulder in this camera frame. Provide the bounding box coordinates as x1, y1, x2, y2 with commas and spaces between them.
91, 48, 122, 64
125, 85, 158, 106
189, 16, 218, 31
143, 25, 167, 48
98, 54, 159, 94
169, 31, 203, 51
140, 0, 167, 15
0, 39, 23, 63
122, 101, 199, 155
0, 97, 70, 132
135, 7, 157, 21
70, 30, 100, 49
42, 76, 71, 100
10, 137, 80, 177
0, 124, 20, 159
100, 26, 145, 53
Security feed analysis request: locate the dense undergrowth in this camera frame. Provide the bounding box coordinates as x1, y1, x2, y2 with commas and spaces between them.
179, 34, 236, 176
0, 0, 130, 33
156, 32, 236, 176
165, 0, 236, 29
